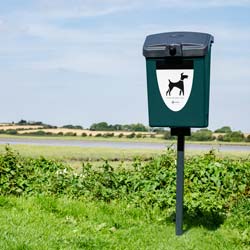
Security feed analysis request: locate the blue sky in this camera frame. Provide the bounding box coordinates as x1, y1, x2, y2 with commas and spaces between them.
0, 0, 250, 131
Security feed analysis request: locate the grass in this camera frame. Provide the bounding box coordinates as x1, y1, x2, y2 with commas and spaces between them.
0, 144, 162, 161
0, 144, 248, 174
0, 144, 249, 172
0, 196, 249, 250
0, 144, 249, 161
0, 133, 165, 143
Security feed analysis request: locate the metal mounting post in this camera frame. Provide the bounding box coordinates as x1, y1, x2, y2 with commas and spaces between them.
171, 127, 191, 236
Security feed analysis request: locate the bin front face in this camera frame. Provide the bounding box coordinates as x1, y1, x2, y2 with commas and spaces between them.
146, 51, 211, 127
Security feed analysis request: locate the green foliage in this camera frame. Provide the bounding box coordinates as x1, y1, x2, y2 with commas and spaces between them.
0, 129, 18, 135
5, 129, 18, 135
17, 119, 27, 125
124, 123, 148, 132
90, 122, 109, 131
215, 126, 232, 133
62, 125, 83, 129
23, 130, 47, 136
187, 129, 214, 141
245, 134, 250, 142
81, 132, 87, 137
219, 131, 245, 142
0, 146, 249, 220
64, 132, 77, 136
136, 133, 142, 138
90, 122, 148, 132
16, 120, 56, 128
126, 132, 136, 138
102, 133, 114, 138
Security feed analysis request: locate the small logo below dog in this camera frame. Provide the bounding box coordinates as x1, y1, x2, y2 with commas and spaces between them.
156, 69, 193, 112
166, 73, 188, 96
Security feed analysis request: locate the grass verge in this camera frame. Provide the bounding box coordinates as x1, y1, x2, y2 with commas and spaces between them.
0, 196, 249, 250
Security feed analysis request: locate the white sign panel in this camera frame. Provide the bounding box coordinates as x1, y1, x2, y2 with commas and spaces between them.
156, 69, 194, 112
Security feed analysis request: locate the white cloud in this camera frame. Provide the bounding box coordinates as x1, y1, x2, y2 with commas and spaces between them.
158, 0, 250, 8
18, 0, 140, 19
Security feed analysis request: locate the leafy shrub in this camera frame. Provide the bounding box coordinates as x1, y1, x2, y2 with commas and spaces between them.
136, 133, 142, 138
64, 132, 77, 137
187, 129, 214, 141
0, 146, 249, 219
0, 129, 18, 135
57, 132, 64, 136
118, 133, 123, 138
62, 125, 83, 129
126, 133, 135, 138
81, 132, 87, 137
224, 131, 245, 142
245, 135, 250, 142
6, 129, 18, 135
43, 125, 57, 129
95, 133, 102, 137
25, 130, 46, 136
22, 130, 54, 136
217, 134, 224, 141
102, 133, 114, 138
214, 126, 232, 133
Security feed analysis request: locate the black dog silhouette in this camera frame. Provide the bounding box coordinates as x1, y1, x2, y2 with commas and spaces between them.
166, 73, 188, 96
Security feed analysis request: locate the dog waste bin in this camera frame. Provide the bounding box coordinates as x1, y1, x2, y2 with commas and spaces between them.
143, 31, 214, 128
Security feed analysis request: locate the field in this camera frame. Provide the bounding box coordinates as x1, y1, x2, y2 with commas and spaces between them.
0, 144, 249, 171
0, 143, 249, 249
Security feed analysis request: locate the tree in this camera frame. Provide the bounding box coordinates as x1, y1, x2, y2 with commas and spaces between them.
17, 119, 27, 125
214, 126, 232, 133
188, 129, 214, 141
245, 135, 250, 142
90, 122, 109, 131
223, 131, 245, 142
129, 123, 148, 132
62, 125, 83, 129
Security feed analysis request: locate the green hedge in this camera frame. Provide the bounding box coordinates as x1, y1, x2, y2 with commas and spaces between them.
0, 146, 249, 219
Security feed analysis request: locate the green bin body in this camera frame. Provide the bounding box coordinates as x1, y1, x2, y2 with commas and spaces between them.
143, 32, 214, 128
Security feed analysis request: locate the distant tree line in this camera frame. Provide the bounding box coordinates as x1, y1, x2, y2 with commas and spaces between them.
16, 120, 57, 128
89, 122, 148, 132
2, 121, 249, 142
62, 125, 83, 130
162, 126, 249, 142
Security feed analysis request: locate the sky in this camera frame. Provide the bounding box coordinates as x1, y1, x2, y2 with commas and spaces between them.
0, 0, 250, 131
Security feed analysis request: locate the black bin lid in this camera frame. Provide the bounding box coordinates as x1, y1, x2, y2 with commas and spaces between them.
143, 31, 214, 58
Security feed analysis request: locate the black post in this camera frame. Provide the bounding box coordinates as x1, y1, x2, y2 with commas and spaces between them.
171, 127, 190, 236
176, 134, 184, 235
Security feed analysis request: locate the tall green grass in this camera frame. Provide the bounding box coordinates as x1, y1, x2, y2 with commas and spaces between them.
0, 196, 249, 250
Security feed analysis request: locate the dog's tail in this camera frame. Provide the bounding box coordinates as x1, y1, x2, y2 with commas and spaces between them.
168, 80, 172, 83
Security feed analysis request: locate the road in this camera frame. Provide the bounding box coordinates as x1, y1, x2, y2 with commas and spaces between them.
0, 137, 250, 152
